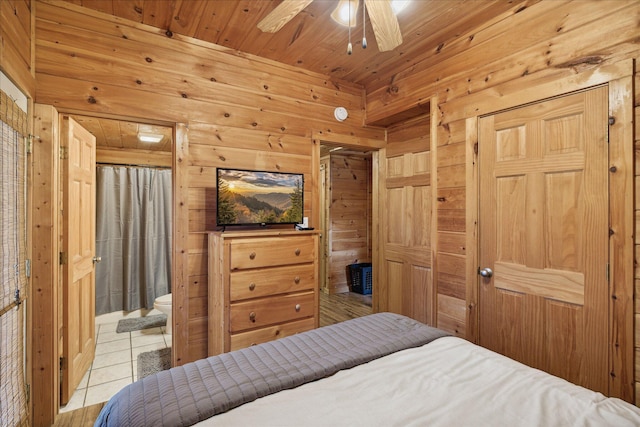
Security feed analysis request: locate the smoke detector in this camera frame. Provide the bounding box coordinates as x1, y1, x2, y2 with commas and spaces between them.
334, 107, 348, 122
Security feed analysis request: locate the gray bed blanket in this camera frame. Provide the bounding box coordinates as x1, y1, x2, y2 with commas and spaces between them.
95, 312, 449, 427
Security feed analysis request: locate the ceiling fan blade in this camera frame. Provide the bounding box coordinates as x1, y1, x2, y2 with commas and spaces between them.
365, 0, 403, 52
257, 0, 315, 33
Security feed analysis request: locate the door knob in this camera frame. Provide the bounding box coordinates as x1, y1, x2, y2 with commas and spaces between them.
478, 267, 493, 278
93, 256, 102, 264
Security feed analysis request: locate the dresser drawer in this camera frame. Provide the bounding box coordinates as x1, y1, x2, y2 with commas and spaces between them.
229, 317, 316, 351
230, 263, 315, 301
229, 291, 315, 333
230, 236, 315, 270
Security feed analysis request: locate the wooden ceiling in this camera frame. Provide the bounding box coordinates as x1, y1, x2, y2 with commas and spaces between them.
61, 0, 526, 93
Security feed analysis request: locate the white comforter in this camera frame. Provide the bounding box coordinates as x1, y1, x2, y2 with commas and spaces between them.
200, 336, 640, 426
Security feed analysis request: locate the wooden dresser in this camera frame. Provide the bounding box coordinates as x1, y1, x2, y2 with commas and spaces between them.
208, 230, 319, 356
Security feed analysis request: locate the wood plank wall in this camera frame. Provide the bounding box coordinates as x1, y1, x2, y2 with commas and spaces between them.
33, 0, 385, 365
323, 152, 372, 294
365, 0, 640, 401
0, 0, 35, 95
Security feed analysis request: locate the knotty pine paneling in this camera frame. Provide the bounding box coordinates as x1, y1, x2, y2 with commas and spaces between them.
34, 0, 384, 364
437, 294, 466, 337
437, 231, 466, 256
1, 0, 35, 96
366, 1, 639, 124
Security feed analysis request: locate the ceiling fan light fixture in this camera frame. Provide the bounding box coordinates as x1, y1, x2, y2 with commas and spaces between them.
391, 0, 410, 14
331, 0, 359, 27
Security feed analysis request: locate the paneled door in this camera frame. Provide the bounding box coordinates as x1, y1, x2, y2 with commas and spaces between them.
378, 118, 433, 324
478, 87, 609, 393
60, 116, 97, 404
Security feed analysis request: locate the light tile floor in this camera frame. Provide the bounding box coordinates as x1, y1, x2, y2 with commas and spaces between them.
59, 309, 171, 413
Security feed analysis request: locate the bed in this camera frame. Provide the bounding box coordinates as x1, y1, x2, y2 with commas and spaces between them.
95, 313, 640, 426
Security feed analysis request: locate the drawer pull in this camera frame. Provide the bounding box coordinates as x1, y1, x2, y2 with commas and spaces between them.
295, 248, 301, 256
249, 311, 256, 322
249, 283, 256, 291
294, 276, 300, 284
295, 304, 301, 312
249, 252, 256, 260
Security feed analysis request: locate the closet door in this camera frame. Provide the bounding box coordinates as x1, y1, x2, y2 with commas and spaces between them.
379, 117, 433, 324
478, 87, 609, 393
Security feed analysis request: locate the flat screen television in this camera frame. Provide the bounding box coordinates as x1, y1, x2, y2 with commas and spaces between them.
216, 168, 304, 227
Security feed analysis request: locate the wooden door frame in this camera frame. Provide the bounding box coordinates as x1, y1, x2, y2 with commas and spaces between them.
464, 59, 634, 401
30, 105, 186, 425
311, 134, 383, 309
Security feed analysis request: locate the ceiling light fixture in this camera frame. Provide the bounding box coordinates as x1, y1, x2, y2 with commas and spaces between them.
137, 132, 164, 143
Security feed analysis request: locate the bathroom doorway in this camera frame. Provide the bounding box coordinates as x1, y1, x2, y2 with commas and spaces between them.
60, 115, 174, 412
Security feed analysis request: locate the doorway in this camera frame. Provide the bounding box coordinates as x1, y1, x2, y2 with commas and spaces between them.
61, 115, 175, 411
318, 143, 373, 323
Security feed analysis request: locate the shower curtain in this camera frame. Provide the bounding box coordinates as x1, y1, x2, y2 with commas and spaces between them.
95, 165, 172, 315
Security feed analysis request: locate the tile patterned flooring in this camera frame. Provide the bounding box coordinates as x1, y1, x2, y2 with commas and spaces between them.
59, 309, 172, 413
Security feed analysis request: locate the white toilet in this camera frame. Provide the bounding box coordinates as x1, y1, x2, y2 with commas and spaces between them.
153, 293, 172, 334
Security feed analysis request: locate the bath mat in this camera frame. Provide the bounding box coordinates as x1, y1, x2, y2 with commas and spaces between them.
137, 347, 172, 380
116, 314, 167, 333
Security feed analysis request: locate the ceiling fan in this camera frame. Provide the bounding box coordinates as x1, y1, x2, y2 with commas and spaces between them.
257, 0, 403, 52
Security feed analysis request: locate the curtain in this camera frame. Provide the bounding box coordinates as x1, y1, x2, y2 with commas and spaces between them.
0, 89, 29, 426
95, 165, 172, 315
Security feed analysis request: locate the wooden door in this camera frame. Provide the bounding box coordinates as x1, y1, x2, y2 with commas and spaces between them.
379, 118, 433, 324
60, 116, 97, 404
478, 87, 609, 393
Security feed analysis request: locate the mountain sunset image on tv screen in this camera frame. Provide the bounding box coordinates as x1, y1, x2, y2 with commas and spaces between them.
216, 168, 304, 226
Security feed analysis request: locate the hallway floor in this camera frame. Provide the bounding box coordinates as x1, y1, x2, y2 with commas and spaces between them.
59, 310, 171, 413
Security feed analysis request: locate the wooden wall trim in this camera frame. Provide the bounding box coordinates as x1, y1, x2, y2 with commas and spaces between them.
608, 74, 635, 402
172, 123, 189, 366
464, 116, 479, 343
310, 139, 320, 230
31, 103, 60, 427
313, 131, 386, 150
374, 148, 387, 313
430, 96, 439, 327
96, 147, 172, 168
371, 150, 381, 314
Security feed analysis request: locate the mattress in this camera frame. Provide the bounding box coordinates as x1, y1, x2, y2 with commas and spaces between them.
201, 336, 640, 426
95, 312, 449, 426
